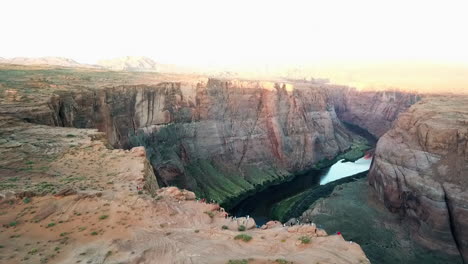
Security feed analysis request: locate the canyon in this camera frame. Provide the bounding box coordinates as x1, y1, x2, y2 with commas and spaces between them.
1, 115, 369, 264
0, 64, 467, 263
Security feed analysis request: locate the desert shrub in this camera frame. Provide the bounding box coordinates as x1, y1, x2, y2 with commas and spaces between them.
238, 225, 246, 231
298, 236, 311, 244
234, 234, 252, 242
227, 260, 248, 264
99, 215, 109, 220
276, 259, 294, 264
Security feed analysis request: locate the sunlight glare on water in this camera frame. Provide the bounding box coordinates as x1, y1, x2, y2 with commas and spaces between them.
320, 157, 372, 185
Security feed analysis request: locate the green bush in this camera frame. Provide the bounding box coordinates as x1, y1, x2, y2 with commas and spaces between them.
238, 225, 246, 231
222, 225, 229, 230
227, 260, 248, 264
298, 236, 311, 244
99, 215, 109, 220
234, 234, 252, 242
275, 259, 294, 264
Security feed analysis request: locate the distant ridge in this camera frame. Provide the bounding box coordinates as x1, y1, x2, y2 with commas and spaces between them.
0, 56, 99, 68
97, 56, 158, 72
0, 56, 201, 74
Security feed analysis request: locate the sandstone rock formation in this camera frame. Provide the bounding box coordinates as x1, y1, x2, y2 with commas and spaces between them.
369, 96, 468, 262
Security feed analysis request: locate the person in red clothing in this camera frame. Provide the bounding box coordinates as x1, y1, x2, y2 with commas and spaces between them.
336, 231, 341, 235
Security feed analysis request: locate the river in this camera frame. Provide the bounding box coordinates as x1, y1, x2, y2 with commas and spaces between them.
229, 156, 373, 225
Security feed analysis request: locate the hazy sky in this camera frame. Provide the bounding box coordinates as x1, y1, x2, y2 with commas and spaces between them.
1, 0, 468, 67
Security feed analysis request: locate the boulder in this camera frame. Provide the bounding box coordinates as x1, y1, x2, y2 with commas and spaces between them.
227, 217, 256, 231
55, 188, 77, 197
130, 146, 146, 157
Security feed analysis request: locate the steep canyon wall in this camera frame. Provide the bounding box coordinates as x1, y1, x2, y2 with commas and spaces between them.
327, 86, 421, 137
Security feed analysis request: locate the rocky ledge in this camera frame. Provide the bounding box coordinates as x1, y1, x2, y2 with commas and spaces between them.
368, 96, 468, 262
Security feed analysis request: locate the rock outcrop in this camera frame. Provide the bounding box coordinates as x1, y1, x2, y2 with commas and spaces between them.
368, 96, 468, 261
